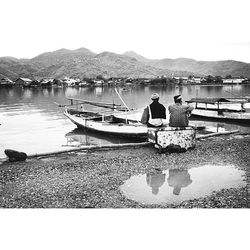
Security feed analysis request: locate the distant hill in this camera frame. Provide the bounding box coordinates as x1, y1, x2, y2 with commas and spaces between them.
123, 51, 150, 63
92, 51, 183, 78
1, 47, 250, 80
0, 57, 39, 80
130, 54, 250, 77
0, 48, 191, 80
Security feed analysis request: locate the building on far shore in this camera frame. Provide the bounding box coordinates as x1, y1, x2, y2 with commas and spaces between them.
0, 77, 14, 86
93, 79, 104, 86
222, 76, 246, 84
15, 78, 32, 86
62, 77, 79, 86
173, 76, 189, 84
188, 76, 202, 84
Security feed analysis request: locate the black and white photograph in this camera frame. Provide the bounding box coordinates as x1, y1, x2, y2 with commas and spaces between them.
0, 0, 249, 249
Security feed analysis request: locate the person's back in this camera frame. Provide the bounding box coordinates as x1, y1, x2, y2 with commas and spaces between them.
141, 93, 166, 127
168, 95, 193, 127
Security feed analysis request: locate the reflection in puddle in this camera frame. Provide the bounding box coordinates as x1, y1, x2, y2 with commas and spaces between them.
167, 169, 192, 195
120, 165, 246, 205
146, 171, 166, 195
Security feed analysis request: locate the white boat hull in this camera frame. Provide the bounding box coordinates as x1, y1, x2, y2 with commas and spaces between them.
191, 109, 250, 121
187, 97, 250, 122
64, 111, 148, 138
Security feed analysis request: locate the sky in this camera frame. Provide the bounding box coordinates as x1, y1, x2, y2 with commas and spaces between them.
1, 0, 250, 62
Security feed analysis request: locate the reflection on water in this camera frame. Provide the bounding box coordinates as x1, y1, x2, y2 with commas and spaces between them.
189, 117, 250, 134
120, 165, 246, 205
65, 128, 143, 147
146, 169, 192, 195
167, 169, 192, 195
95, 87, 104, 96
0, 85, 250, 158
146, 170, 166, 195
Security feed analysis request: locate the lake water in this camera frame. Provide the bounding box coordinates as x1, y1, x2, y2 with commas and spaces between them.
0, 84, 250, 159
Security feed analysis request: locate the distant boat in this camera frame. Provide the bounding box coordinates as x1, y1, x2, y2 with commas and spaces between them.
186, 97, 250, 122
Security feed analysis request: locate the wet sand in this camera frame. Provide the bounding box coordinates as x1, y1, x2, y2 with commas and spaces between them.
0, 133, 249, 208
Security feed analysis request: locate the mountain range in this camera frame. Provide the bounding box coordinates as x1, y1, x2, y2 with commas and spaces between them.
1, 47, 250, 80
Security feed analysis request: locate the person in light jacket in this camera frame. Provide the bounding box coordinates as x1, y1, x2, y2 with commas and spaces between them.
141, 93, 166, 127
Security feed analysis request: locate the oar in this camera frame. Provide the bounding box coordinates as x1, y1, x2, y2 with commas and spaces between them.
54, 101, 122, 110
67, 97, 123, 108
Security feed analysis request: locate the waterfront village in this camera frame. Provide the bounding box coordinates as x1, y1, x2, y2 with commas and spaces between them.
0, 74, 249, 88
1, 73, 250, 210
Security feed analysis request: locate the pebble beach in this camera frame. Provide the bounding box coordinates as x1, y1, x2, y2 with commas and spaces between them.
0, 133, 249, 208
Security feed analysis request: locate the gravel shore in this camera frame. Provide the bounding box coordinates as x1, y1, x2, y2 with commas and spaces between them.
0, 134, 249, 208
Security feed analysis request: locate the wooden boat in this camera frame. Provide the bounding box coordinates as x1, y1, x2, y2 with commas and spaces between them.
186, 97, 250, 122
60, 91, 198, 145
63, 98, 148, 139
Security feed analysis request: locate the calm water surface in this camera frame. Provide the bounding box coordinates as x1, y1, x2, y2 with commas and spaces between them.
0, 84, 250, 159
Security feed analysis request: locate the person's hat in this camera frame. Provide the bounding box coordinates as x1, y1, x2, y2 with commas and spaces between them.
174, 95, 182, 102
151, 93, 159, 100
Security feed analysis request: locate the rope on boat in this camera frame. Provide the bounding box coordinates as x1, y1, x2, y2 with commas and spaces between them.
114, 88, 140, 123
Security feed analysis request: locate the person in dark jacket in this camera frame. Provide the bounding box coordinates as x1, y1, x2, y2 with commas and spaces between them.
168, 95, 193, 127
141, 93, 166, 127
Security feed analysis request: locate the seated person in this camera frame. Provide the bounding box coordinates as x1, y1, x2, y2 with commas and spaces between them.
141, 93, 166, 127
168, 95, 193, 127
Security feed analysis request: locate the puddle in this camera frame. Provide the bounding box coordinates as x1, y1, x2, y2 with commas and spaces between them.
120, 165, 246, 205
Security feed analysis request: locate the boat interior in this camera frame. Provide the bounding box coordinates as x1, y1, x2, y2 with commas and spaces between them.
67, 108, 138, 124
